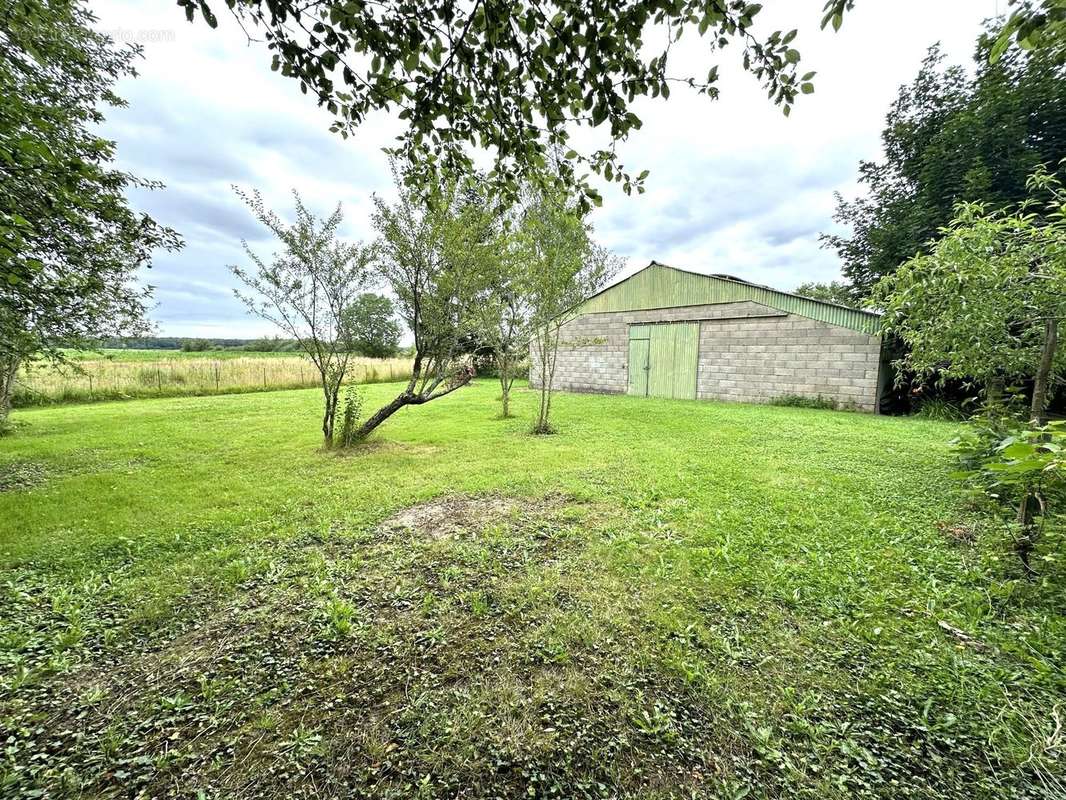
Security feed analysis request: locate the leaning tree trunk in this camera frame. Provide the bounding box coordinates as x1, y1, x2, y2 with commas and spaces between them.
1016, 318, 1059, 575
0, 355, 19, 431
354, 390, 414, 440
353, 362, 474, 441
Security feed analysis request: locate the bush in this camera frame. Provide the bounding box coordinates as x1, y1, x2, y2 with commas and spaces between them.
951, 406, 1066, 573
338, 384, 366, 448
770, 394, 838, 411
913, 397, 964, 421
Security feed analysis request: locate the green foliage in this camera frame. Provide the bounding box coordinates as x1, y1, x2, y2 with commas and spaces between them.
770, 393, 840, 411
469, 209, 535, 419
338, 383, 365, 448
342, 293, 402, 358
355, 167, 497, 439
180, 338, 212, 352
992, 0, 1066, 63
177, 0, 825, 210
872, 166, 1066, 409
88, 336, 302, 352
793, 280, 859, 308
231, 188, 374, 447
952, 412, 1066, 571
912, 397, 965, 422
238, 336, 301, 353
521, 187, 621, 434
0, 0, 182, 423
825, 28, 1066, 296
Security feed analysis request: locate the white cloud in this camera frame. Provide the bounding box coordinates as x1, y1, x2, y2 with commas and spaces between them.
91, 0, 998, 336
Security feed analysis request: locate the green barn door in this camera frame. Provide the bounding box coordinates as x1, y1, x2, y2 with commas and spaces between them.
628, 325, 650, 396
647, 322, 699, 400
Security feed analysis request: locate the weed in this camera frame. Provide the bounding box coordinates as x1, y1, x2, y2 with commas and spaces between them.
914, 397, 965, 421
770, 393, 840, 410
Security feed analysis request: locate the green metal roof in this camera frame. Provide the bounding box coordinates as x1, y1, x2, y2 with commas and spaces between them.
576, 262, 881, 335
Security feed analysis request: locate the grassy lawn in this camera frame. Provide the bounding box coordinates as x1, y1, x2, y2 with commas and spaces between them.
1, 382, 1062, 798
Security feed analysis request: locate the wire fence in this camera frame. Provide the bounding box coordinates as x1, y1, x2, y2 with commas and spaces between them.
14, 356, 414, 407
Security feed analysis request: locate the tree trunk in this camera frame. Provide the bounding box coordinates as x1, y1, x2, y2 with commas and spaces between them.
535, 323, 560, 434
0, 355, 19, 431
1030, 318, 1058, 426
353, 365, 475, 441
322, 383, 339, 448
500, 376, 511, 417
497, 354, 512, 418
355, 391, 414, 439
1015, 318, 1058, 577
985, 375, 1005, 408
533, 323, 553, 433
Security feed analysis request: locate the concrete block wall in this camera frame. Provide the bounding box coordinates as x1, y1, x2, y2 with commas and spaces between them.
694, 313, 881, 411
529, 301, 883, 411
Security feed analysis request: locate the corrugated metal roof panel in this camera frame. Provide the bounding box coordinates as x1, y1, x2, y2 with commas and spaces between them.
577, 262, 881, 335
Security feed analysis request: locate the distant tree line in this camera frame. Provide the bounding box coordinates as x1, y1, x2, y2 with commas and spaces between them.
96, 306, 403, 356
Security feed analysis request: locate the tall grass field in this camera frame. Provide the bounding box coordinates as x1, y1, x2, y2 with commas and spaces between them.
14, 353, 412, 406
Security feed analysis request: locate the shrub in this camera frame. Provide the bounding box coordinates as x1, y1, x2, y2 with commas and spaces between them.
770, 394, 838, 411
338, 384, 366, 448
913, 397, 964, 421
952, 408, 1066, 574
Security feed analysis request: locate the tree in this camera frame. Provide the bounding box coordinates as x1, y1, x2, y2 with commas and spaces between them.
231, 189, 373, 447
523, 190, 621, 434
992, 0, 1066, 64
178, 0, 822, 209
343, 293, 402, 358
473, 243, 533, 420
872, 165, 1065, 424
352, 172, 493, 440
0, 0, 181, 429
874, 165, 1066, 572
793, 280, 858, 308
824, 29, 1066, 297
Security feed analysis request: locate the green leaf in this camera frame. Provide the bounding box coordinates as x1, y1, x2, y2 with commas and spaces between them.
1002, 442, 1036, 459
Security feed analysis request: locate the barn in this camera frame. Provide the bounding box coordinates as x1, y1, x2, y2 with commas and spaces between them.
530, 262, 889, 412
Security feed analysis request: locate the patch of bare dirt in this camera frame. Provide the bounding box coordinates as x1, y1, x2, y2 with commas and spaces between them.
936, 519, 978, 545
332, 441, 443, 459
378, 494, 530, 540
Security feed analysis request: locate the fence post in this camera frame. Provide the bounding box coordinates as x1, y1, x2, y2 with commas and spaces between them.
88, 374, 93, 401
214, 361, 220, 391
157, 367, 162, 393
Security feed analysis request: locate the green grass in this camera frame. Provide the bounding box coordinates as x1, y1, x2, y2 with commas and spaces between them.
1, 382, 1063, 799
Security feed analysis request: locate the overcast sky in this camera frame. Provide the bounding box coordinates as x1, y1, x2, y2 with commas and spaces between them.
92, 1, 1001, 338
